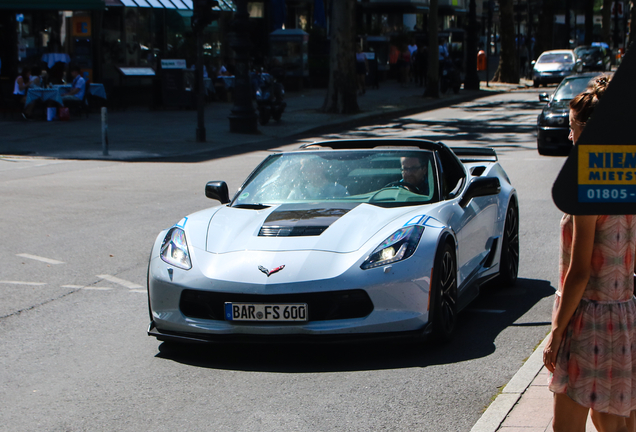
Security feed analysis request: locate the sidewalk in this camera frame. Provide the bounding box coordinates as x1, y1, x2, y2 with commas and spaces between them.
472, 336, 596, 432
0, 78, 531, 161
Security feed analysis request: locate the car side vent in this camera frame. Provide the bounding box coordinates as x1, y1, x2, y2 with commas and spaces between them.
471, 166, 486, 176
259, 225, 329, 237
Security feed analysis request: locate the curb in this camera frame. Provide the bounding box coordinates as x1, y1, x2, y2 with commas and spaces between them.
470, 335, 549, 432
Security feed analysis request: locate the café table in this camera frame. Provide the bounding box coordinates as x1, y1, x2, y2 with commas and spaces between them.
24, 87, 64, 107
55, 83, 107, 100
41, 53, 71, 69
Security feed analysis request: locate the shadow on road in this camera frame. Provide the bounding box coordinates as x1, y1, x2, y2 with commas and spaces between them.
154, 278, 554, 373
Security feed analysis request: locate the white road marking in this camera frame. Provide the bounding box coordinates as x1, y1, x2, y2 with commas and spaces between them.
96, 275, 143, 289
469, 308, 506, 314
61, 285, 84, 288
83, 287, 113, 291
130, 289, 146, 293
17, 253, 65, 265
0, 280, 46, 286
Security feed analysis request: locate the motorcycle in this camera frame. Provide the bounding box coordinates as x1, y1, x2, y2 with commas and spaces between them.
254, 70, 286, 125
439, 58, 462, 95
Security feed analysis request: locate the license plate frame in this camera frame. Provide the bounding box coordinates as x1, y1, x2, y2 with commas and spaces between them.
224, 302, 308, 322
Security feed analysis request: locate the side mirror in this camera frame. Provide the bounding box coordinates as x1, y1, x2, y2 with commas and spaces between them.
539, 92, 550, 102
205, 181, 230, 204
530, 60, 536, 66
459, 176, 501, 208
574, 60, 583, 73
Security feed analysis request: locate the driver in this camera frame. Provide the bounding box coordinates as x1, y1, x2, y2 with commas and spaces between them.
399, 156, 430, 195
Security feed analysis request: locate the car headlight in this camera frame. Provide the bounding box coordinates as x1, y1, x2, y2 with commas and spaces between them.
361, 225, 425, 270
545, 115, 567, 126
160, 227, 192, 270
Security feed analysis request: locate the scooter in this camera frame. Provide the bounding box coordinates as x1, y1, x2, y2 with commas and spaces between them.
254, 70, 286, 125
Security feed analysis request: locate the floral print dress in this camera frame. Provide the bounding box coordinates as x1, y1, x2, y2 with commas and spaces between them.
549, 214, 636, 417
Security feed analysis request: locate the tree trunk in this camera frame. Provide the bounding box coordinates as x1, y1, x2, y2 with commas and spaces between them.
321, 0, 358, 113
464, 0, 480, 90
602, 0, 612, 45
584, 0, 594, 45
492, 0, 518, 83
424, 0, 439, 97
628, 2, 636, 47
535, 0, 554, 58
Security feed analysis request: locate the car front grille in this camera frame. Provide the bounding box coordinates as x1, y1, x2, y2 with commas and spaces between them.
180, 289, 374, 322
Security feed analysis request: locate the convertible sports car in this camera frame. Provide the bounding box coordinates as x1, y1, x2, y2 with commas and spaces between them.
147, 139, 519, 345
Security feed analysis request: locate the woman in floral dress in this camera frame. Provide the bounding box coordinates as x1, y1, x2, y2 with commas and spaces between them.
543, 75, 636, 432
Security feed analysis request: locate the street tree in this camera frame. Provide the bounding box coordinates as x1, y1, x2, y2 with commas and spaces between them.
602, 0, 612, 45
535, 0, 555, 56
424, 0, 439, 97
321, 0, 359, 113
492, 0, 519, 83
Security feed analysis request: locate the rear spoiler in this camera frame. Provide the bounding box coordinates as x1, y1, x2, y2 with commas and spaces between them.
451, 147, 498, 162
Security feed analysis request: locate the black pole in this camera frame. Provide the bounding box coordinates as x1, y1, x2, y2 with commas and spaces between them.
228, 0, 258, 134
565, 0, 571, 48
614, 0, 620, 52
464, 0, 480, 89
196, 27, 206, 142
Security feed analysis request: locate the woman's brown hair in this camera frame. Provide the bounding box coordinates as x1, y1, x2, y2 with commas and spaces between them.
569, 75, 611, 124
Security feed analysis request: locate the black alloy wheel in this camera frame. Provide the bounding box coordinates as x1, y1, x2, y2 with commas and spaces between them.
431, 242, 458, 343
497, 203, 520, 287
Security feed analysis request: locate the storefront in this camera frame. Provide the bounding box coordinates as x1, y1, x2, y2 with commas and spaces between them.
0, 0, 104, 82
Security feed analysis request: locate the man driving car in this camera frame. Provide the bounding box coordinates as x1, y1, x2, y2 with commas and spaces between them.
399, 156, 430, 195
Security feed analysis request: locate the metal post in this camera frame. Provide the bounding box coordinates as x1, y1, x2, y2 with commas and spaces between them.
101, 107, 109, 156
196, 27, 206, 142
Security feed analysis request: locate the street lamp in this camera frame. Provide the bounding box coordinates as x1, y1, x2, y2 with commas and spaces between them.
228, 0, 258, 134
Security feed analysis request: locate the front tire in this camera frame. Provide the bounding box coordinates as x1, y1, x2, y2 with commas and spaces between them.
430, 242, 458, 343
496, 202, 519, 287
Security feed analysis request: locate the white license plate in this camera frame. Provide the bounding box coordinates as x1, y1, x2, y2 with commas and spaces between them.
224, 303, 308, 322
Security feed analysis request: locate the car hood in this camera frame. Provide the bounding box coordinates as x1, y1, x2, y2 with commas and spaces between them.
534, 63, 572, 72
543, 99, 570, 115
203, 203, 434, 254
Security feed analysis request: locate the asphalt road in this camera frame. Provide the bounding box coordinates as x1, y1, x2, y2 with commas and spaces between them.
0, 89, 565, 432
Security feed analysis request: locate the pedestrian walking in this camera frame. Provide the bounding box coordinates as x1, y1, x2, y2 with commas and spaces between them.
543, 75, 636, 432
414, 43, 428, 88
355, 45, 368, 95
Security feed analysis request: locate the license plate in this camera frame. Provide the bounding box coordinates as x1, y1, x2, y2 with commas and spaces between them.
224, 303, 308, 322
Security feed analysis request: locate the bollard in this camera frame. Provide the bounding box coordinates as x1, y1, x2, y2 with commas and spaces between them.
101, 107, 109, 156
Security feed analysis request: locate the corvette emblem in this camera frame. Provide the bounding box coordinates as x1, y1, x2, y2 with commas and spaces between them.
258, 265, 285, 277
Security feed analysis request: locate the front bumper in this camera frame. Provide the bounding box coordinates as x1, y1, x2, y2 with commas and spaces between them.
148, 320, 431, 344
533, 71, 572, 85
537, 126, 571, 151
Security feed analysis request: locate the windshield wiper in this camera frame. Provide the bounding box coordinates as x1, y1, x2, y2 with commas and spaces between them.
233, 203, 271, 210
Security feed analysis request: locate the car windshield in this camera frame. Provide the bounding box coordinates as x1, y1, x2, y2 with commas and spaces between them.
553, 76, 596, 101
575, 47, 600, 56
232, 150, 439, 208
538, 53, 573, 64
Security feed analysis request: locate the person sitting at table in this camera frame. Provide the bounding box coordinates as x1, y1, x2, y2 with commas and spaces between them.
13, 67, 32, 105
61, 65, 85, 104
29, 66, 42, 88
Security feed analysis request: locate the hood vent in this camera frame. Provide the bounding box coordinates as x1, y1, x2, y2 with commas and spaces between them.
259, 225, 329, 237
257, 203, 359, 237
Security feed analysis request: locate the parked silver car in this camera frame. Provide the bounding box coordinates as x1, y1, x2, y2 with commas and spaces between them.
532, 49, 582, 87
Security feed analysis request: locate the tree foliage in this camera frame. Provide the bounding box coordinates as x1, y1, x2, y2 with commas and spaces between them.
321, 0, 359, 113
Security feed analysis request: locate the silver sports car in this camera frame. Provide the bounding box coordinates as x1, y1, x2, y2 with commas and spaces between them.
147, 139, 519, 345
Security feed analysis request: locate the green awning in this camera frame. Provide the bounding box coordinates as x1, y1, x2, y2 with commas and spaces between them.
0, 0, 105, 10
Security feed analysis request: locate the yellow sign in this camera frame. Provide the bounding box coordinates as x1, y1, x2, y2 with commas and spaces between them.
72, 16, 92, 37
578, 145, 636, 202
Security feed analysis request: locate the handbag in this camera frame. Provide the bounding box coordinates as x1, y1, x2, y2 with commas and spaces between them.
58, 107, 70, 121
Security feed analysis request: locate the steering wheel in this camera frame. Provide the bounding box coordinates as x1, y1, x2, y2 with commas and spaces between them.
384, 180, 420, 193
